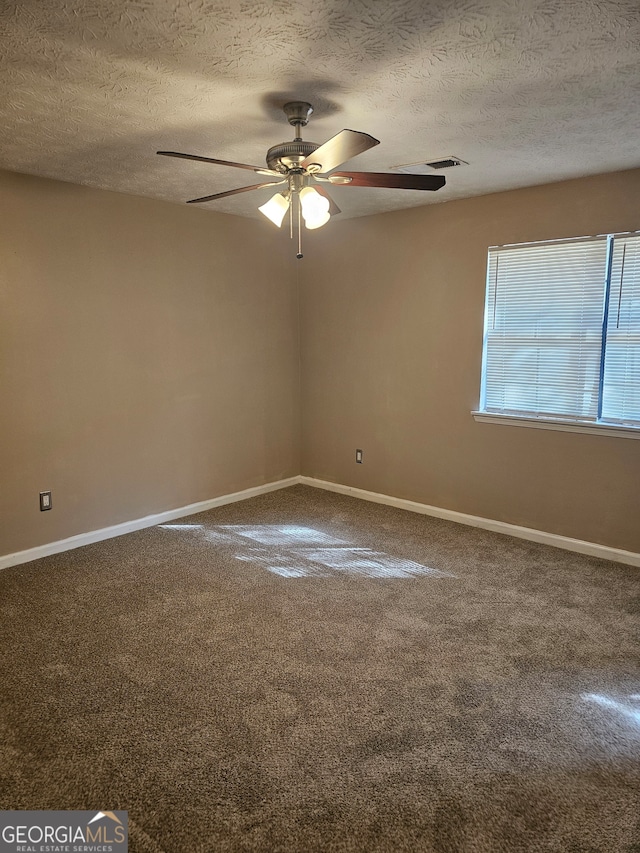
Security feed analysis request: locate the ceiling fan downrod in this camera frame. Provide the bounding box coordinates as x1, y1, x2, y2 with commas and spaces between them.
266, 103, 319, 172
283, 101, 314, 139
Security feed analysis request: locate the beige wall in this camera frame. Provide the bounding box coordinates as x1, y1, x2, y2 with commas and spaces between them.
299, 169, 640, 553
2, 167, 639, 560
0, 170, 300, 556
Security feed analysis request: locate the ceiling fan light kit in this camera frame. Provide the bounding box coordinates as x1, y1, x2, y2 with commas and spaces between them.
258, 191, 290, 227
299, 186, 331, 229
158, 101, 446, 258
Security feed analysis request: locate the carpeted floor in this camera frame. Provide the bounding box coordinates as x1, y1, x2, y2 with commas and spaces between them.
0, 484, 638, 852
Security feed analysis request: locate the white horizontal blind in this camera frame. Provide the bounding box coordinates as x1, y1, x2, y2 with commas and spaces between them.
601, 234, 640, 425
483, 237, 609, 419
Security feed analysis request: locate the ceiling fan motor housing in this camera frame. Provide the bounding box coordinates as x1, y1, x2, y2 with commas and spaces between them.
266, 139, 320, 173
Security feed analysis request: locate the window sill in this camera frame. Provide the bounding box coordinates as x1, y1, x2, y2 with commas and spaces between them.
471, 411, 640, 440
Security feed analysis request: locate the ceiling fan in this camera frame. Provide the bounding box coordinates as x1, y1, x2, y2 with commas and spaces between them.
158, 101, 445, 258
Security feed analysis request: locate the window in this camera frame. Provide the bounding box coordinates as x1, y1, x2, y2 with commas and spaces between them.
475, 232, 640, 436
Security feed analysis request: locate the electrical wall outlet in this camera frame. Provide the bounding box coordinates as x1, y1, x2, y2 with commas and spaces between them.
39, 491, 52, 511
355, 449, 363, 463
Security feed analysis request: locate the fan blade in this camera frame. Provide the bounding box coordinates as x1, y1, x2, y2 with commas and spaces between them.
327, 172, 446, 191
186, 181, 286, 204
301, 130, 379, 173
157, 151, 280, 177
312, 184, 341, 215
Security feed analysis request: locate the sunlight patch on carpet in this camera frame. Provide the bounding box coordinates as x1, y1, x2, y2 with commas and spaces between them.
582, 693, 640, 726
158, 522, 449, 579
298, 547, 447, 578
235, 543, 449, 579
217, 525, 346, 546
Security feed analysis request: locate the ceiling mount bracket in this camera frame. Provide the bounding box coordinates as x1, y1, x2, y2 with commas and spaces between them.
283, 101, 313, 128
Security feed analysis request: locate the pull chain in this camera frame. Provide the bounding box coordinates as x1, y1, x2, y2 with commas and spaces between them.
296, 193, 303, 259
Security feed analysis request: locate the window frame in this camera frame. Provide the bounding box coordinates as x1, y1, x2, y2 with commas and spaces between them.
473, 231, 640, 440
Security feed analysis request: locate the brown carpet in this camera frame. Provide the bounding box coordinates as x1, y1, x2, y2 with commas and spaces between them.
0, 484, 639, 852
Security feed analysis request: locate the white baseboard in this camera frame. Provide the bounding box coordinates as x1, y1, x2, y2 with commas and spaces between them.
299, 476, 640, 568
4, 474, 638, 571
0, 477, 300, 571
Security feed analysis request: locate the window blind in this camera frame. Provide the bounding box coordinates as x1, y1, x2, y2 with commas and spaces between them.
482, 237, 609, 420
601, 234, 640, 425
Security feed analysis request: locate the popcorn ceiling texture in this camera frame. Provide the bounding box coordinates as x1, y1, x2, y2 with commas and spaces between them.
1, 0, 639, 220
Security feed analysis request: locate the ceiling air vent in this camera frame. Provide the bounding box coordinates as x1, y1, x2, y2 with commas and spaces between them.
392, 156, 468, 175
426, 157, 466, 169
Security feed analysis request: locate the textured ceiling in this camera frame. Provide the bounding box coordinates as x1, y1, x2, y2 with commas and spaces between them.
1, 0, 639, 220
